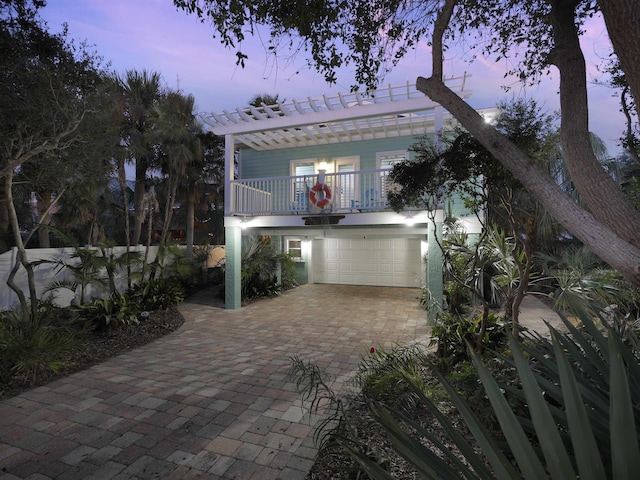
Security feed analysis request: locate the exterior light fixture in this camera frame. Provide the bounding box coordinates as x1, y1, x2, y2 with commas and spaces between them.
403, 212, 418, 226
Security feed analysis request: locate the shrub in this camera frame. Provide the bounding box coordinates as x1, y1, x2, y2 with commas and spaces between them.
280, 254, 298, 291
356, 343, 431, 411
0, 304, 79, 384
75, 291, 139, 332
128, 277, 186, 311
430, 311, 508, 366
240, 236, 290, 300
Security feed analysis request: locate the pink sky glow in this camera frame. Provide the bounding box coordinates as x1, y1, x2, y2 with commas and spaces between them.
41, 0, 626, 155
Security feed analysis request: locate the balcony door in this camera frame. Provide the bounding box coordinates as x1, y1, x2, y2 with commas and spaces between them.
291, 159, 316, 211
334, 156, 359, 210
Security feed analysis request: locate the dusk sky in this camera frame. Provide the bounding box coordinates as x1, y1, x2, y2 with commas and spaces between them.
41, 0, 625, 155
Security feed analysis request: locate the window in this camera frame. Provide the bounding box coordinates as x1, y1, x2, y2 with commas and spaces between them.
287, 238, 303, 260
377, 151, 408, 199
377, 151, 408, 170
290, 159, 316, 210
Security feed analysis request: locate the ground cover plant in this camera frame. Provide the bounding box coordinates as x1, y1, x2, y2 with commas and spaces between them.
0, 302, 185, 401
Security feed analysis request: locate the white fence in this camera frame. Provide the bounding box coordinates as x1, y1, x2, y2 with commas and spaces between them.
0, 245, 160, 311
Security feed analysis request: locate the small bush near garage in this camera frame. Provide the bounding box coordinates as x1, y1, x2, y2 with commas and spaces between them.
240, 236, 297, 300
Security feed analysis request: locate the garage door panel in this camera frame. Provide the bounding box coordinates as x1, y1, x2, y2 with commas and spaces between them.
365, 263, 378, 273
379, 251, 393, 261
379, 263, 392, 274
312, 237, 422, 287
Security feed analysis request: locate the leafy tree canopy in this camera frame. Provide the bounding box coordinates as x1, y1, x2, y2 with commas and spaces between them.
388, 98, 560, 212
174, 0, 597, 89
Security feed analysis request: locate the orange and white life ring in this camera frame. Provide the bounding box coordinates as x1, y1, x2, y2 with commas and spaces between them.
309, 183, 332, 208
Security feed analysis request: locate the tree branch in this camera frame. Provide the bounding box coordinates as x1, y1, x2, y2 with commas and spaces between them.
416, 75, 640, 284
431, 0, 457, 80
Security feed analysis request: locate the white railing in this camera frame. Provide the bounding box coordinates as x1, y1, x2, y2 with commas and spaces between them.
228, 169, 399, 215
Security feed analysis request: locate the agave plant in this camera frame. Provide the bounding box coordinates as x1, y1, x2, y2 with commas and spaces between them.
347, 312, 640, 479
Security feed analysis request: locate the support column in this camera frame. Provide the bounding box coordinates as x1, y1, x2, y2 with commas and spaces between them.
273, 236, 282, 285
302, 237, 311, 284
225, 226, 241, 309
427, 220, 444, 325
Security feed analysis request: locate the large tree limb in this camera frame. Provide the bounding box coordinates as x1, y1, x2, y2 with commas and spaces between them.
547, 0, 640, 248
417, 75, 640, 284
599, 0, 640, 124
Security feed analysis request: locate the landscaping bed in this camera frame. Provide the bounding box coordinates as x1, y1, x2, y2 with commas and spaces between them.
0, 307, 184, 401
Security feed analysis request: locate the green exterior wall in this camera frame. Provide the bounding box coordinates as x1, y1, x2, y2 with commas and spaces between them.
239, 135, 422, 179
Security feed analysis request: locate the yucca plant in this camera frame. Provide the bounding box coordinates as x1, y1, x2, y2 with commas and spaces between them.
75, 291, 140, 332
128, 277, 185, 311
0, 306, 79, 384
347, 312, 640, 479
356, 343, 430, 410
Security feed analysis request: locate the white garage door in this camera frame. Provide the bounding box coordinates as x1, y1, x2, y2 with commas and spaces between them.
312, 238, 423, 287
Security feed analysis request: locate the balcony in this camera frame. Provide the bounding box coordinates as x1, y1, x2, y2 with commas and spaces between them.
228, 169, 399, 216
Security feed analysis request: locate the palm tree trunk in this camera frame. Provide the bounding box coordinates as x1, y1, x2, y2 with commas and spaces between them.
132, 160, 148, 245
117, 157, 132, 287
186, 191, 196, 260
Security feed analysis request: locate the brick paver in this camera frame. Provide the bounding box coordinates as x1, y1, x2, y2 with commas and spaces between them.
0, 285, 428, 479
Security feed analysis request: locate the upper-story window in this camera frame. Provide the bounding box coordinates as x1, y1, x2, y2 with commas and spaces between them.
377, 151, 408, 170
377, 151, 408, 198
291, 159, 316, 210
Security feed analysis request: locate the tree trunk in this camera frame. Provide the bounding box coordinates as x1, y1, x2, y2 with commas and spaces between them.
0, 179, 9, 251
599, 0, 640, 124
37, 189, 52, 248
547, 0, 640, 249
117, 157, 132, 287
186, 191, 196, 260
417, 76, 640, 285
132, 160, 148, 245
5, 173, 38, 319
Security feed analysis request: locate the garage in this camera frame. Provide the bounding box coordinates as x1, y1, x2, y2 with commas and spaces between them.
311, 237, 424, 287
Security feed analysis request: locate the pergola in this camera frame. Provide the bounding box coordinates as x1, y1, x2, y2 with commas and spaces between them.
200, 76, 474, 152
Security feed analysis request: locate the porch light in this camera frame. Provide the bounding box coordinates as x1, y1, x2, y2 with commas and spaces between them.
239, 216, 253, 229
403, 212, 418, 226
318, 160, 328, 171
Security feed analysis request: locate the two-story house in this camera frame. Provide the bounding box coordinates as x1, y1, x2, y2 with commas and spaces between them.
203, 77, 492, 320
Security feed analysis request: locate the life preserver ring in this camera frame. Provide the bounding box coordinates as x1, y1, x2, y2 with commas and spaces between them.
309, 183, 332, 208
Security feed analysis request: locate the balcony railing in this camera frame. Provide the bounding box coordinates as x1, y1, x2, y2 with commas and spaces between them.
228, 169, 399, 216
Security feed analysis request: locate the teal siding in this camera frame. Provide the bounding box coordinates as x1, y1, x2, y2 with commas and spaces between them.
240, 135, 423, 179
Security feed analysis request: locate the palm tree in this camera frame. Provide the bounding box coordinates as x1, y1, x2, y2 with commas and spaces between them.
117, 69, 163, 246
177, 129, 224, 259
152, 91, 201, 261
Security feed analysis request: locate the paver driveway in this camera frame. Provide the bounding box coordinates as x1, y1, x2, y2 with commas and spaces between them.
0, 284, 428, 479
